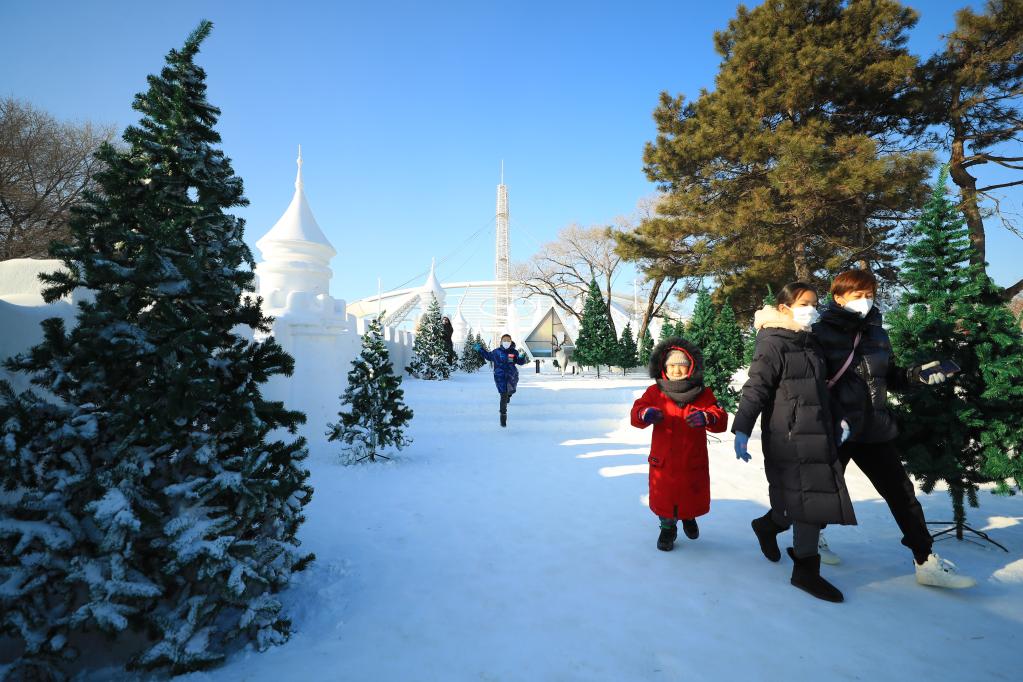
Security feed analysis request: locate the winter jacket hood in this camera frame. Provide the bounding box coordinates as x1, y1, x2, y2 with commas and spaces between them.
753, 305, 806, 333
648, 337, 704, 382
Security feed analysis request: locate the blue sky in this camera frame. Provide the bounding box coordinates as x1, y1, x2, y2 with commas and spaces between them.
2, 0, 1018, 301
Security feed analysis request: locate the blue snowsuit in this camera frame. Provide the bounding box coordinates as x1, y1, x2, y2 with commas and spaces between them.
478, 343, 529, 395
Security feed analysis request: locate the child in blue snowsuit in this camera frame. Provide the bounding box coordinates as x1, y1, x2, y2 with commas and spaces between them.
476, 334, 529, 427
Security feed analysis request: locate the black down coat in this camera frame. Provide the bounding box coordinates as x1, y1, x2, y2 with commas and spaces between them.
733, 307, 857, 526
812, 302, 915, 444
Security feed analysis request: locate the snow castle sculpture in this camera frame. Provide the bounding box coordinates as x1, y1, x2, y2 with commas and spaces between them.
254, 148, 411, 440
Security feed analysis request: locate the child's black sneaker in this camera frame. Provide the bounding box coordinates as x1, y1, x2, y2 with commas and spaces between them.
681, 519, 699, 540
657, 525, 677, 551
500, 413, 507, 427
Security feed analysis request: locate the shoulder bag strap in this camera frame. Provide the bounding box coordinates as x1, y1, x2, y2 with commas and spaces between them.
826, 331, 862, 389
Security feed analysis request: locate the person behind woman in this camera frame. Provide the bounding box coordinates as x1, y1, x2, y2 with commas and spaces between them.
733, 282, 856, 603
812, 269, 975, 588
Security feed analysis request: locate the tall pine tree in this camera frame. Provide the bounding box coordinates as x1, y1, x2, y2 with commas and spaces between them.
0, 21, 313, 677
328, 316, 413, 463
406, 296, 451, 380
573, 279, 618, 377
888, 168, 1023, 536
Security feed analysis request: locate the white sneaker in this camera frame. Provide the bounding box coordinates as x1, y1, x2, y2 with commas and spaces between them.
915, 553, 977, 589
818, 533, 840, 565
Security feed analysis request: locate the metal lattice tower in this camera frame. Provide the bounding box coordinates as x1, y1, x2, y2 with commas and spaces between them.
494, 162, 510, 334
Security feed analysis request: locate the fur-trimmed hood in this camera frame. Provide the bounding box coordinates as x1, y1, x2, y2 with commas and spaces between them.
753, 305, 806, 333
648, 336, 704, 382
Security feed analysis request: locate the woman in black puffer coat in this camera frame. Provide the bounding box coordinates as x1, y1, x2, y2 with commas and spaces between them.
733, 282, 856, 603
812, 269, 975, 589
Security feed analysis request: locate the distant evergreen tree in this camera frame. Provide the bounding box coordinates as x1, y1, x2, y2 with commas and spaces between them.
0, 21, 312, 677
657, 317, 676, 342
616, 322, 640, 373
328, 316, 413, 463
685, 289, 716, 351
573, 279, 618, 377
744, 285, 776, 365
709, 299, 743, 411
888, 169, 1023, 535
406, 296, 451, 380
459, 327, 485, 372
638, 327, 654, 366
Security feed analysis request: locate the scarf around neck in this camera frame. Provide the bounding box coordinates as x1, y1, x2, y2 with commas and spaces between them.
655, 376, 704, 408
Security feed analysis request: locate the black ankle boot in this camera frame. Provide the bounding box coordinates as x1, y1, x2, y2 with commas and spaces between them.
657, 525, 678, 551
681, 519, 699, 540
751, 512, 784, 562
787, 548, 844, 603
500, 412, 507, 427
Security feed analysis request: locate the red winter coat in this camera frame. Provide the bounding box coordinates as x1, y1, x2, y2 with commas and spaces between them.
631, 385, 727, 520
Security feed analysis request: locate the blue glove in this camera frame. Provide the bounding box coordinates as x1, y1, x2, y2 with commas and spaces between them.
838, 419, 851, 445
734, 432, 751, 462
474, 344, 483, 351
641, 407, 663, 425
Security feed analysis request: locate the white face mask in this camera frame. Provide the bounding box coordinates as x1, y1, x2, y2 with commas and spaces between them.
791, 306, 820, 329
843, 297, 874, 318
501, 341, 512, 349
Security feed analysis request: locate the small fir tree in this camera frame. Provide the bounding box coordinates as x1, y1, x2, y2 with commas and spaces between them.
616, 322, 640, 373
328, 317, 413, 463
685, 289, 716, 351
459, 327, 484, 372
406, 296, 451, 380
658, 317, 676, 342
0, 21, 313, 677
888, 168, 1023, 536
573, 279, 618, 377
709, 299, 743, 411
638, 327, 654, 366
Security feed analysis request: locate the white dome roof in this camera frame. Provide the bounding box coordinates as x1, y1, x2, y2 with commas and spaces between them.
256, 147, 336, 260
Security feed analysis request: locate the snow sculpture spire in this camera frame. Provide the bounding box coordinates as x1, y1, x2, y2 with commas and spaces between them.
422, 257, 446, 308
495, 164, 510, 333
255, 147, 337, 299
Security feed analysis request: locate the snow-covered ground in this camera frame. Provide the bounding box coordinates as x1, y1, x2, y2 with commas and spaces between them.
95, 371, 1020, 680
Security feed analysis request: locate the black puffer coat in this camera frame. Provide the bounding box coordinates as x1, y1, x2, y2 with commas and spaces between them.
733, 307, 856, 526
812, 302, 914, 444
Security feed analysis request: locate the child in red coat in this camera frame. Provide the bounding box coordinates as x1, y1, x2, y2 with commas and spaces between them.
631, 337, 728, 551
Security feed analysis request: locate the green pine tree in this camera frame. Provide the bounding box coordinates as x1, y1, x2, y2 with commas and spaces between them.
685, 289, 716, 351
459, 327, 484, 372
406, 296, 451, 380
709, 298, 743, 412
328, 317, 413, 463
0, 21, 312, 677
638, 327, 654, 366
744, 285, 776, 365
888, 168, 1023, 536
657, 317, 676, 342
616, 322, 640, 374
573, 279, 618, 377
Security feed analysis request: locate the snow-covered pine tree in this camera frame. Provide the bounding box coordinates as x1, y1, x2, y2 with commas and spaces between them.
617, 322, 639, 374
328, 317, 413, 463
888, 168, 1023, 536
458, 327, 479, 372
638, 327, 654, 366
406, 296, 451, 380
573, 279, 618, 377
0, 21, 313, 677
